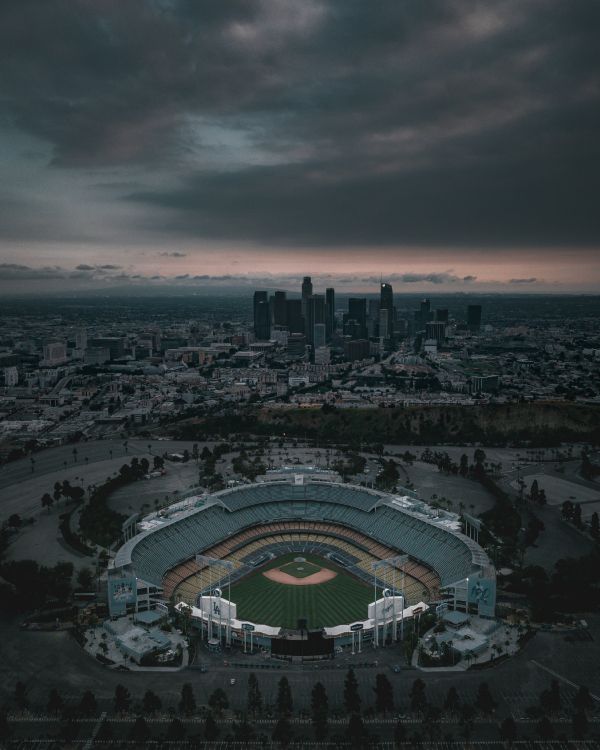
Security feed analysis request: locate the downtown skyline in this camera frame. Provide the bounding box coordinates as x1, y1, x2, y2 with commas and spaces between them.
1, 0, 599, 294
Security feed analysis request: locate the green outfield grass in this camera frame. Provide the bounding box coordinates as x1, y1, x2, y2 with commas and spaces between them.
229, 553, 374, 629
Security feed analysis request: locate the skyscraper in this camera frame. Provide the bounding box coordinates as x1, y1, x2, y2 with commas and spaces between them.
301, 276, 313, 317
272, 291, 287, 326
380, 282, 394, 338
253, 291, 271, 340
467, 304, 482, 332
344, 298, 368, 339
325, 287, 335, 341
306, 294, 326, 345
286, 299, 304, 333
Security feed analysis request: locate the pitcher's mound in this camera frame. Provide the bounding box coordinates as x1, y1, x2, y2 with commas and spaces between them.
263, 568, 337, 585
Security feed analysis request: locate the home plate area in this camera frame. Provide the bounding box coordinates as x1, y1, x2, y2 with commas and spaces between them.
263, 556, 338, 585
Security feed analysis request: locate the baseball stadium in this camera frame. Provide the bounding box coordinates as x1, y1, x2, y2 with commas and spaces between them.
112, 471, 496, 657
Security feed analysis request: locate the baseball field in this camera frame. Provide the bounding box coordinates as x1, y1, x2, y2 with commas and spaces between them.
229, 553, 374, 629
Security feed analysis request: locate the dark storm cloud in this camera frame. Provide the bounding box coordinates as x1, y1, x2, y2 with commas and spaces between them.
159, 252, 187, 257
1, 0, 599, 249
509, 277, 537, 284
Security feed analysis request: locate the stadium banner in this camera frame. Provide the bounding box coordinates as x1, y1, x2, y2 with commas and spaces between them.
108, 576, 137, 617
368, 594, 404, 622
468, 577, 496, 617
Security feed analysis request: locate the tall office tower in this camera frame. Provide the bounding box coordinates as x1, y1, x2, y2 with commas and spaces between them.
379, 308, 389, 344
347, 297, 367, 338
425, 321, 446, 346
313, 323, 326, 349
272, 291, 287, 326
380, 282, 394, 338
420, 298, 432, 325
325, 287, 335, 341
286, 299, 304, 333
368, 299, 380, 337
301, 276, 313, 316
253, 291, 271, 340
306, 294, 326, 345
435, 308, 449, 323
467, 304, 482, 332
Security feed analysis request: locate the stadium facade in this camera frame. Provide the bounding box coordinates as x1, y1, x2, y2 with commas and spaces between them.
111, 474, 496, 657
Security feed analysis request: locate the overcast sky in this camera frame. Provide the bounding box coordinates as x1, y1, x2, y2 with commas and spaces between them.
0, 0, 599, 294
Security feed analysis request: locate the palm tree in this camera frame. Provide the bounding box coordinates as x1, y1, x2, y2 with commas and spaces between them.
72, 447, 78, 463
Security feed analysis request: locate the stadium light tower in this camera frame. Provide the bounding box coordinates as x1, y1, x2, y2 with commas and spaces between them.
372, 555, 409, 647
195, 555, 234, 647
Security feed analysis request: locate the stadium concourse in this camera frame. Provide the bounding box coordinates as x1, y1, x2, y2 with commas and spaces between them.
110, 470, 496, 658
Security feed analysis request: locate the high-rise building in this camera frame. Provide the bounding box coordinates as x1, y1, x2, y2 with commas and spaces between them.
42, 340, 67, 366
467, 304, 482, 332
325, 287, 335, 341
301, 276, 313, 316
313, 323, 326, 349
75, 328, 87, 351
286, 299, 304, 333
435, 309, 449, 323
253, 291, 271, 340
425, 321, 446, 345
272, 291, 287, 326
306, 294, 326, 345
346, 298, 367, 338
419, 298, 432, 326
380, 282, 394, 338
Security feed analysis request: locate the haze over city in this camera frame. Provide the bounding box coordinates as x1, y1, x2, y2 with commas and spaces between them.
1, 0, 599, 294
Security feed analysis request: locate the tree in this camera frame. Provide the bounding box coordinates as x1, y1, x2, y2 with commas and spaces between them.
204, 713, 219, 741
276, 677, 293, 717
572, 709, 588, 739
537, 716, 554, 740
374, 673, 394, 715
346, 713, 367, 748
573, 503, 583, 527
114, 684, 131, 713
499, 716, 517, 745
311, 682, 329, 741
444, 686, 460, 713
459, 704, 475, 744
14, 681, 28, 710
0, 712, 10, 743
574, 685, 593, 712
343, 668, 361, 715
95, 720, 112, 742
166, 718, 186, 741
47, 688, 64, 715
272, 717, 293, 746
459, 454, 469, 477
394, 719, 406, 746
591, 512, 599, 540
41, 493, 53, 513
247, 673, 263, 717
208, 688, 228, 716
539, 680, 560, 714
179, 683, 196, 715
409, 678, 427, 713
475, 682, 496, 714
233, 719, 256, 742
79, 690, 97, 717
529, 479, 539, 503
142, 690, 162, 715
129, 716, 150, 744
76, 567, 94, 590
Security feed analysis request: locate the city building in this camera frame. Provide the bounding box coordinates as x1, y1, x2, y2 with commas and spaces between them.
253, 291, 271, 340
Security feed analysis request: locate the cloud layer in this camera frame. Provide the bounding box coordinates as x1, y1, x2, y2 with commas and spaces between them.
0, 0, 599, 287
